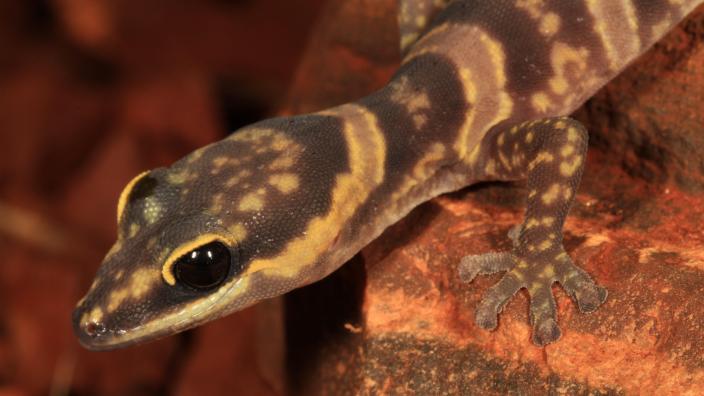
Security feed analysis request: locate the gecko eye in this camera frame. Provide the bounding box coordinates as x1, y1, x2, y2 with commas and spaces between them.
174, 241, 233, 291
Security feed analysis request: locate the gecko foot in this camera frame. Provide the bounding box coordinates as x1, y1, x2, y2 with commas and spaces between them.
459, 248, 607, 346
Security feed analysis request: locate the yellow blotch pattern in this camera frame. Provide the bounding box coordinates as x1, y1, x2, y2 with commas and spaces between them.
268, 173, 300, 194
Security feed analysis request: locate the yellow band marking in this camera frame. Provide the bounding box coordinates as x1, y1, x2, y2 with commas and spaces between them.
454, 67, 478, 160
405, 24, 513, 162
586, 0, 641, 71
161, 233, 235, 286
479, 30, 513, 118
587, 0, 617, 70
116, 171, 149, 224
402, 23, 451, 63
245, 104, 386, 278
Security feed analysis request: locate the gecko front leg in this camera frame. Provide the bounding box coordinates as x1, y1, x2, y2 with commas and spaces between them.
460, 117, 607, 346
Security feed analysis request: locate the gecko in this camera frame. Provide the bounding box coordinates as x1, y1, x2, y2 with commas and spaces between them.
73, 0, 704, 350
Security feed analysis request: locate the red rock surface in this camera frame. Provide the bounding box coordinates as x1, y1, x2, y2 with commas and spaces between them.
1, 1, 703, 395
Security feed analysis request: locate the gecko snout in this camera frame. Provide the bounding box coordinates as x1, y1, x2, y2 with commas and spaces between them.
72, 303, 110, 350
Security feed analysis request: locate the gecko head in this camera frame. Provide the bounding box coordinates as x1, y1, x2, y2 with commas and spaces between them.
72, 120, 344, 350
71, 165, 250, 351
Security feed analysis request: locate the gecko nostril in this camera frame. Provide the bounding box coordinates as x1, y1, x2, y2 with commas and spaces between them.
83, 321, 107, 338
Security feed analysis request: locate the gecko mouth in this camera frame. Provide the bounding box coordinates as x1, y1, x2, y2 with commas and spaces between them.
72, 314, 135, 351
72, 277, 246, 351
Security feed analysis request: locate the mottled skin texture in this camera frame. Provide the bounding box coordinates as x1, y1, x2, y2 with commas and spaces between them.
73, 0, 703, 350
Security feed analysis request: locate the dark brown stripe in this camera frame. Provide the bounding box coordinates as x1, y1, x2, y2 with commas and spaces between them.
434, 1, 552, 104
632, 0, 673, 45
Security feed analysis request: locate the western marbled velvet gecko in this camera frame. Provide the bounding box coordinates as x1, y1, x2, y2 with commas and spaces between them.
73, 0, 704, 350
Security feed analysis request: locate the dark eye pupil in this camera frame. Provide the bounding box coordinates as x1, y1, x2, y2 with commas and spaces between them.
174, 241, 232, 290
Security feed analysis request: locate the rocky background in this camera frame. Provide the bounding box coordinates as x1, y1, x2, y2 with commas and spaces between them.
1, 1, 703, 395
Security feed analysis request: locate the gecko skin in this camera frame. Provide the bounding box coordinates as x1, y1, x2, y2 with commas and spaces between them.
73, 0, 703, 350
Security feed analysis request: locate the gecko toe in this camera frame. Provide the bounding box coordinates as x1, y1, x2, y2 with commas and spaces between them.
532, 317, 561, 346
476, 302, 499, 330
473, 271, 522, 330
557, 257, 608, 313
528, 286, 561, 346
574, 283, 608, 313
458, 257, 481, 282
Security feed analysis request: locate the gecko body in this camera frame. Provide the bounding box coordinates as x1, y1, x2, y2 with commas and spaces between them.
73, 0, 703, 349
